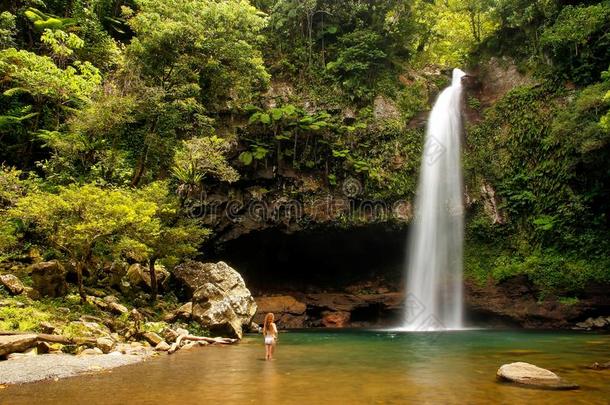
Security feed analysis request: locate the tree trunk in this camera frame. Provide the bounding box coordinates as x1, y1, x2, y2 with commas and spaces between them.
76, 262, 86, 302
149, 257, 158, 301
293, 132, 298, 167
130, 153, 147, 187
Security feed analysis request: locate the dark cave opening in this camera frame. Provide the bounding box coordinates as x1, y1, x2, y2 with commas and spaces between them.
207, 224, 409, 295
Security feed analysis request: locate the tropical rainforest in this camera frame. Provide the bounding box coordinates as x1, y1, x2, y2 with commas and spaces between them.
0, 0, 609, 323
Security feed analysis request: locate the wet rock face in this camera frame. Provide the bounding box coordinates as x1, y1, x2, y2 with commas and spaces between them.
475, 57, 539, 106
173, 261, 257, 339
465, 276, 610, 329
29, 261, 67, 298
253, 295, 307, 328
253, 292, 403, 329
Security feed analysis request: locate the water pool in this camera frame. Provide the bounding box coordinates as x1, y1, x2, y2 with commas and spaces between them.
1, 329, 609, 404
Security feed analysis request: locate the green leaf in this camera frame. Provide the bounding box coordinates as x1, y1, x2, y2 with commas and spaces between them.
282, 104, 296, 116
239, 151, 253, 165
3, 87, 30, 97
271, 108, 283, 120
248, 112, 261, 124
252, 145, 269, 159
259, 113, 271, 124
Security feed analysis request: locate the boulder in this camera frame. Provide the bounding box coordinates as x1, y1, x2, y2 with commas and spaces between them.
36, 341, 51, 354
88, 295, 109, 310
176, 302, 192, 318
192, 284, 243, 338
142, 332, 164, 346
114, 341, 153, 356
103, 295, 119, 304
0, 334, 38, 357
162, 328, 180, 343
155, 341, 170, 351
39, 322, 56, 334
254, 295, 307, 328
79, 347, 104, 356
96, 337, 115, 354
126, 263, 170, 292
164, 302, 192, 322
29, 260, 67, 298
0, 274, 24, 295
496, 362, 579, 390
108, 302, 128, 315
174, 261, 257, 339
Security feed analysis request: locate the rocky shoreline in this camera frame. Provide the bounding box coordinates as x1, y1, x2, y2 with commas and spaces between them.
0, 259, 251, 382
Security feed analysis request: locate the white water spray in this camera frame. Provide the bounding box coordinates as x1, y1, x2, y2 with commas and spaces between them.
402, 68, 466, 331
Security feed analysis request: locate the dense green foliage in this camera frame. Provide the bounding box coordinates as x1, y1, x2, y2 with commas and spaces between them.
0, 0, 608, 299
464, 1, 610, 296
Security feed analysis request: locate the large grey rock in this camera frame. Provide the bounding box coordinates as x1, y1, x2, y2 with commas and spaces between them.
0, 334, 38, 357
29, 260, 67, 297
0, 274, 25, 295
497, 362, 579, 390
174, 261, 257, 339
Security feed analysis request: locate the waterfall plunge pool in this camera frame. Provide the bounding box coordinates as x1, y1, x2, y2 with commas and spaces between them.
2, 329, 609, 404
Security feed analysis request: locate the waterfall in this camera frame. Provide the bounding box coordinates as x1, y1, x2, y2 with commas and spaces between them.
402, 68, 466, 331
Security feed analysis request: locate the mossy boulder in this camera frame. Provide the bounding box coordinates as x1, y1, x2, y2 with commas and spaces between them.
29, 261, 67, 298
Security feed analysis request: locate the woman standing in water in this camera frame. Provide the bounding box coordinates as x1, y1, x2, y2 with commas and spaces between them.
263, 313, 278, 360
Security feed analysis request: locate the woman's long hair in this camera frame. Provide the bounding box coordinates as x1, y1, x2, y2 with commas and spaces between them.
263, 313, 274, 335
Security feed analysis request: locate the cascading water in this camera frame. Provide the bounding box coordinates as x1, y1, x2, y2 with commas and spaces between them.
402, 68, 466, 331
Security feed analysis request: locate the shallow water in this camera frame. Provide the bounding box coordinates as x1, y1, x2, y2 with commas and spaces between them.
1, 329, 609, 404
